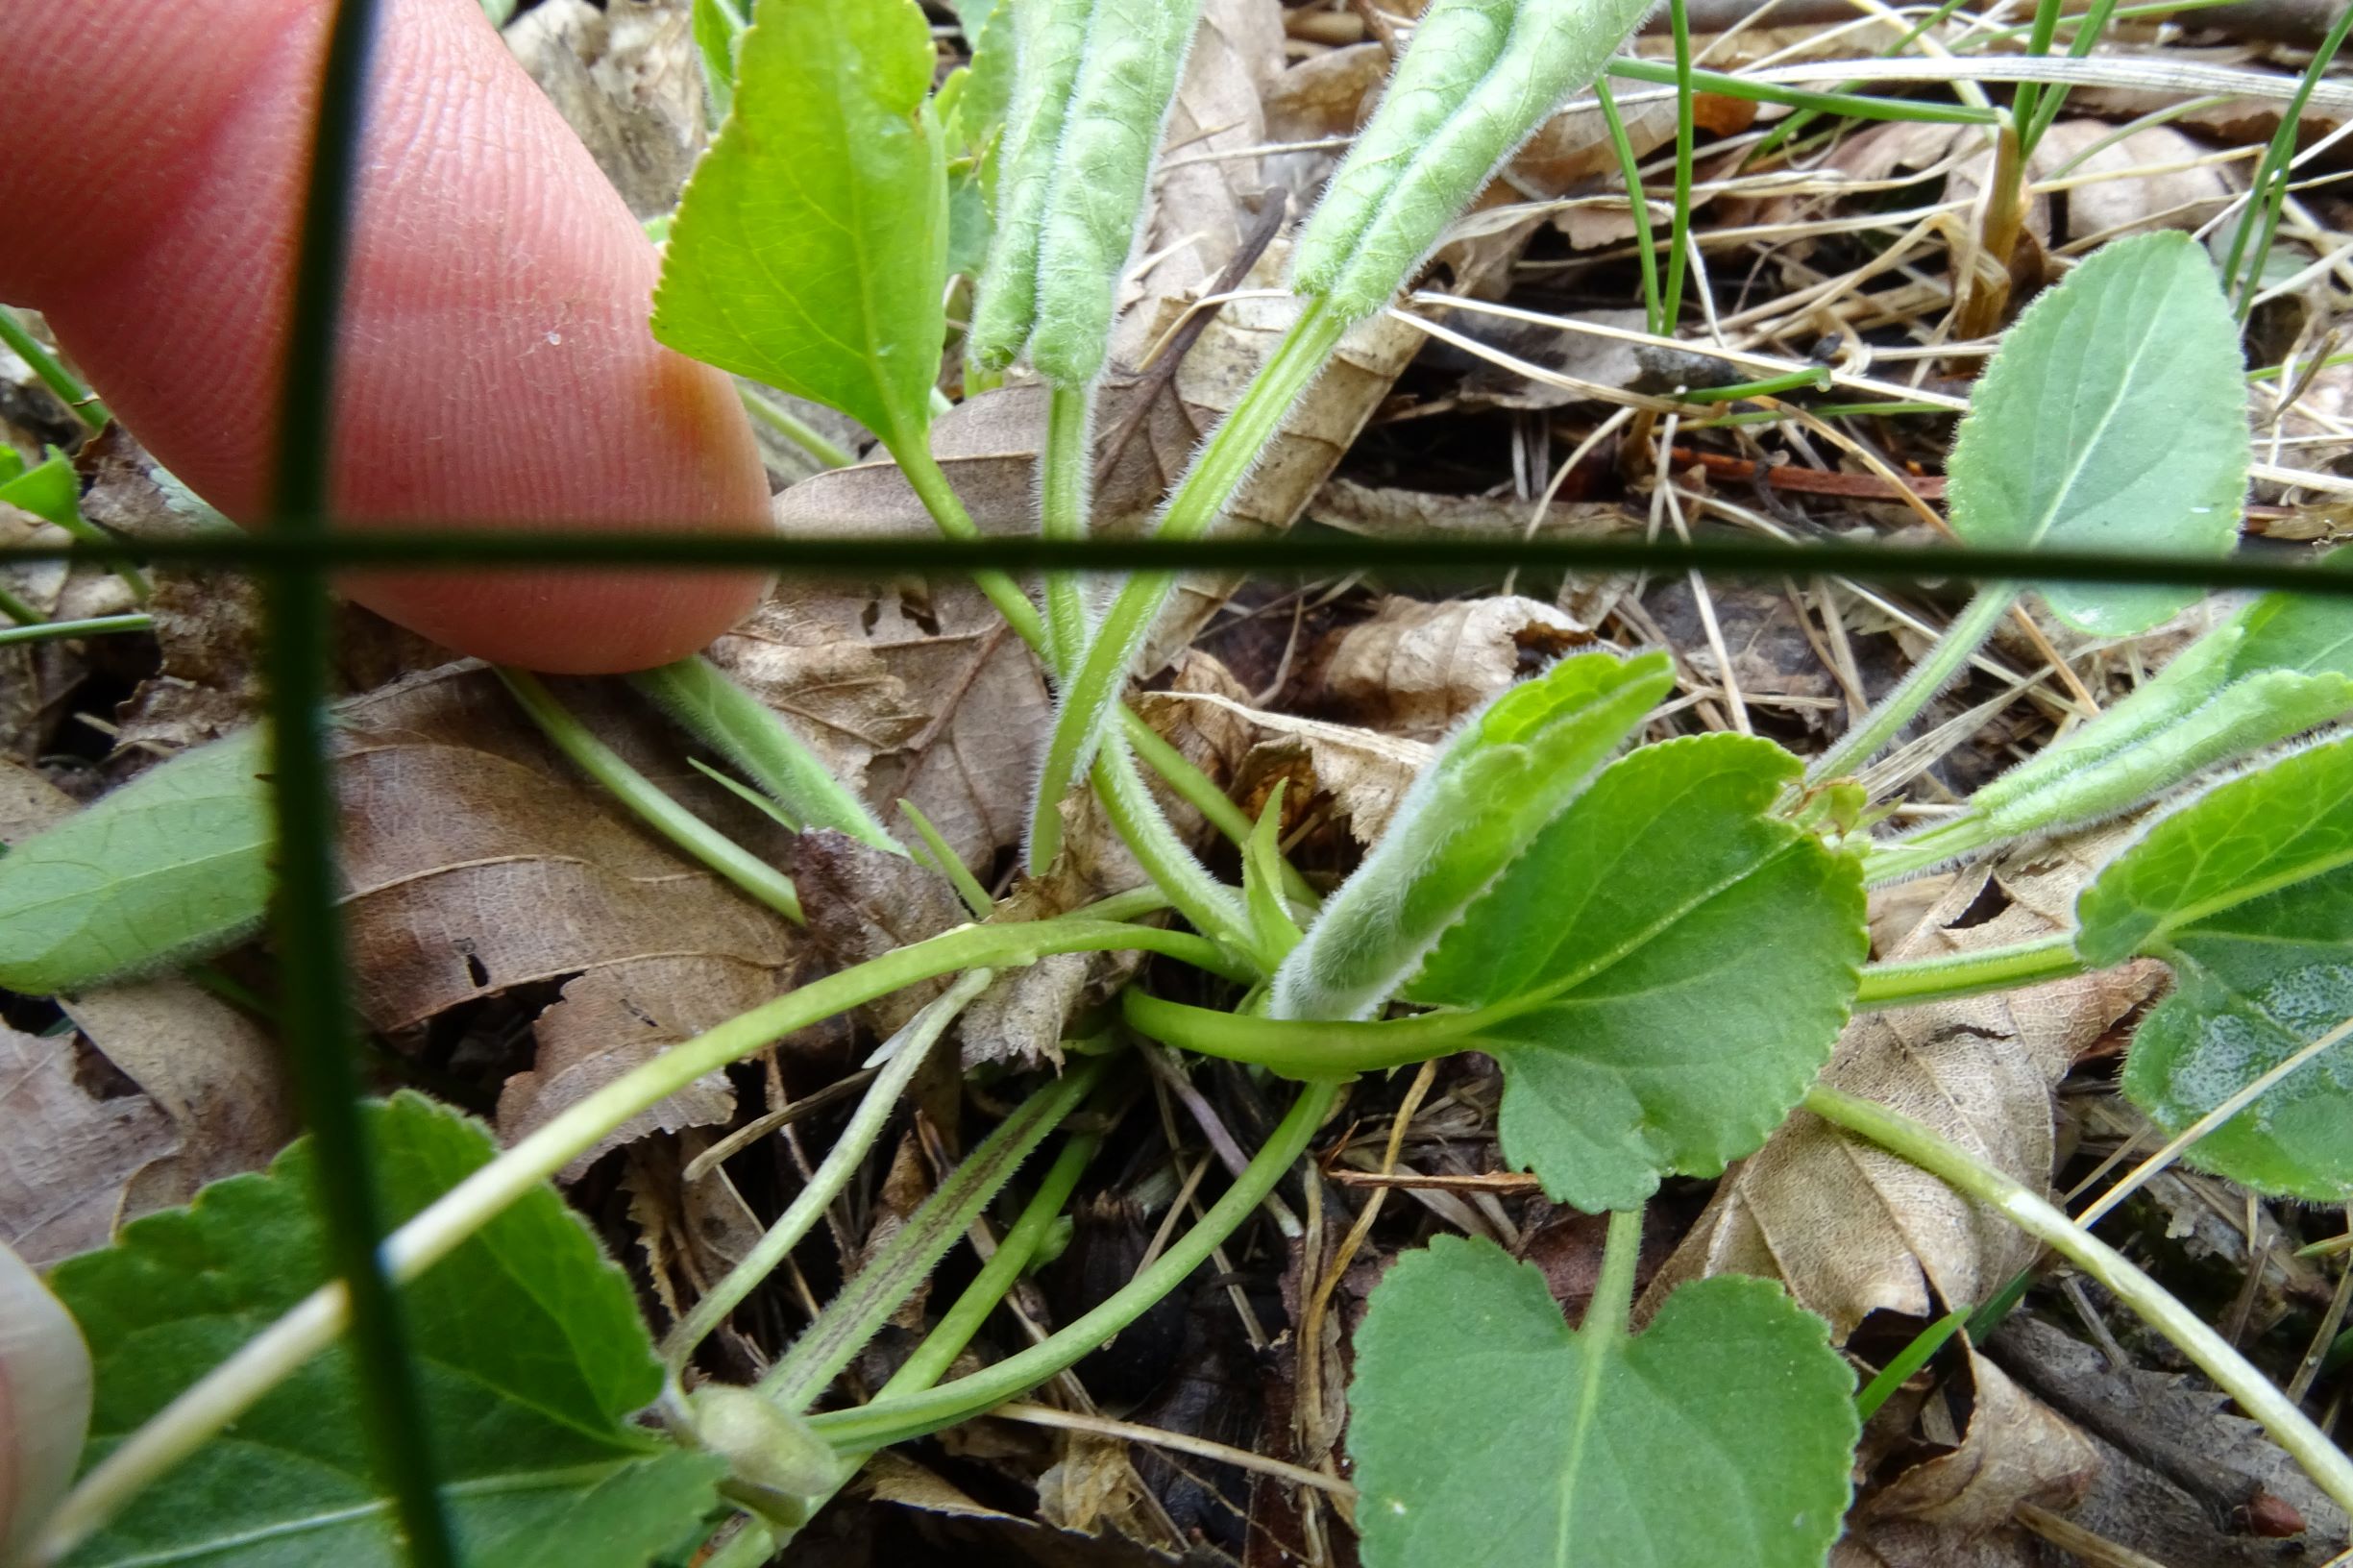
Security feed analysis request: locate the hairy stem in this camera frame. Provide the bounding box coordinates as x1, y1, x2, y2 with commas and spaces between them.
1803, 1083, 2353, 1519
32, 916, 1244, 1563
759, 1058, 1108, 1409
891, 436, 1050, 646
717, 1124, 1106, 1563
1026, 295, 1349, 873
740, 385, 857, 470
1853, 934, 2086, 1009
808, 1076, 1341, 1449
1808, 585, 2017, 785
1041, 381, 1095, 675
1123, 988, 1489, 1076
499, 667, 804, 923
661, 970, 994, 1370
629, 655, 902, 853
1094, 735, 1257, 958
894, 416, 1275, 955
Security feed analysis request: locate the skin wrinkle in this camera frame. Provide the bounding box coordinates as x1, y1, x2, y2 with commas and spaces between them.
0, 0, 772, 673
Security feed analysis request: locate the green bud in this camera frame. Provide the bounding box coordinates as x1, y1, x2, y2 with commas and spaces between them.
970, 0, 1202, 383
691, 1384, 843, 1500
1292, 0, 1660, 320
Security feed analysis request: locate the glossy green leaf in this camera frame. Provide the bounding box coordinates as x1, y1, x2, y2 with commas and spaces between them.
1290, 0, 1655, 319
2077, 735, 2353, 1198
1946, 231, 2246, 635
1270, 649, 1674, 1022
653, 0, 947, 449
1349, 1236, 1855, 1568
0, 728, 272, 994
1412, 736, 1866, 1211
48, 1092, 723, 1568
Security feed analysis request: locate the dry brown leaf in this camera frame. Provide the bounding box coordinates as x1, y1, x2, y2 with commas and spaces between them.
331, 667, 799, 1034
1140, 687, 1430, 845
0, 756, 74, 839
1858, 1346, 2097, 1532
0, 765, 292, 1224
60, 982, 293, 1213
0, 1025, 178, 1266
1646, 830, 2166, 1339
622, 1131, 767, 1330
713, 576, 1049, 878
795, 830, 971, 1039
499, 956, 794, 1176
1305, 595, 1591, 741
505, 0, 704, 219
1139, 0, 1287, 297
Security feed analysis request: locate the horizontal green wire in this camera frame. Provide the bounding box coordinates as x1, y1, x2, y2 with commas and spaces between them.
8, 530, 2350, 600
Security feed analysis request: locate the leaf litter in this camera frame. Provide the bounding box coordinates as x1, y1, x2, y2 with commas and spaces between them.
7, 0, 2353, 1562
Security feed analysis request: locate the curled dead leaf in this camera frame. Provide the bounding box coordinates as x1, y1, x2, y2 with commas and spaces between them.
1303, 595, 1592, 741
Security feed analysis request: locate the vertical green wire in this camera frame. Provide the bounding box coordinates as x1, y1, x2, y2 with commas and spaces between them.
1659, 0, 1697, 333
268, 3, 457, 1563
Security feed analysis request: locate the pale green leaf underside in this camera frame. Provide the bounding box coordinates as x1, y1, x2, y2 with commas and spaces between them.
1350, 1237, 1855, 1568
2079, 736, 2353, 1198
0, 727, 271, 994
653, 0, 947, 446
1946, 230, 2247, 635
50, 1094, 722, 1568
1410, 735, 1866, 1211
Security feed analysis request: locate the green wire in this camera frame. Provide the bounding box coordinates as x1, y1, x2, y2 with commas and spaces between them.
265, 0, 457, 1560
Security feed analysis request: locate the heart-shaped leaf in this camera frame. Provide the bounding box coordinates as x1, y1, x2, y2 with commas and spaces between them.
2077, 734, 2353, 1198
1946, 230, 2246, 635
47, 1092, 722, 1567
1349, 1235, 1855, 1568
653, 0, 947, 450
1409, 735, 1867, 1211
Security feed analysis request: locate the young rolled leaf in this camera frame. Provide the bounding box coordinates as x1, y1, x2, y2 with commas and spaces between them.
46, 1092, 723, 1568
0, 728, 271, 995
1349, 1236, 1855, 1568
1269, 649, 1675, 1022
1412, 735, 1866, 1211
1872, 582, 2353, 877
969, 0, 1202, 383
1946, 230, 2247, 636
1290, 0, 1660, 319
652, 0, 948, 449
2076, 735, 2353, 1199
